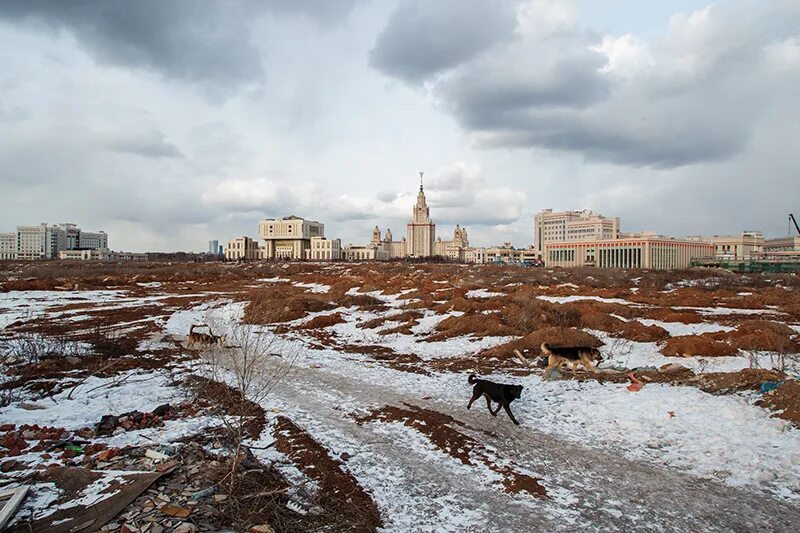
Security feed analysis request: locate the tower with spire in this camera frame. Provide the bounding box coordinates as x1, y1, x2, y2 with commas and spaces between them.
407, 171, 436, 256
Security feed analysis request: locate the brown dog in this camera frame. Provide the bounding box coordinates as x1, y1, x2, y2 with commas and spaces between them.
187, 324, 226, 349
540, 343, 602, 376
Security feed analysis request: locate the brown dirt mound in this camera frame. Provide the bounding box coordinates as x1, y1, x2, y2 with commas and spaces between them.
274, 416, 384, 530
360, 310, 422, 330
757, 380, 800, 427
617, 321, 670, 342
643, 309, 704, 324
727, 321, 800, 352
426, 313, 519, 342
482, 327, 604, 360
297, 312, 346, 330
659, 334, 738, 357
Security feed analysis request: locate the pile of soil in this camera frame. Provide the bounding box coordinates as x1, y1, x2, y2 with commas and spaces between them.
660, 333, 739, 357
273, 416, 383, 531
691, 369, 785, 394
426, 313, 519, 342
296, 313, 346, 330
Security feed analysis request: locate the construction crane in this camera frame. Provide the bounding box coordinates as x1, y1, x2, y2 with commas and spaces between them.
790, 213, 800, 237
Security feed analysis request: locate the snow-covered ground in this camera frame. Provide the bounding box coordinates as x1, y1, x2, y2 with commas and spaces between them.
2, 280, 799, 531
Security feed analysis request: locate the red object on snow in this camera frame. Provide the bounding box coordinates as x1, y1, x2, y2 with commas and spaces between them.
627, 372, 644, 392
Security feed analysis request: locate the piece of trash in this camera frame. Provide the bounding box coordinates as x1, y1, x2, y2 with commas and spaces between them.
759, 381, 782, 394
640, 375, 653, 382
421, 396, 431, 400
286, 500, 307, 515
190, 486, 218, 501
0, 486, 29, 530
667, 411, 676, 418
18, 403, 46, 411
65, 445, 84, 454
145, 449, 171, 461
627, 372, 644, 392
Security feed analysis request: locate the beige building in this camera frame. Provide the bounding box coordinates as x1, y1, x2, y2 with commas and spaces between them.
0, 232, 15, 260
310, 236, 342, 260
59, 248, 146, 261
369, 173, 471, 261
259, 215, 324, 260
225, 236, 261, 260
15, 224, 67, 260
371, 227, 408, 259
475, 243, 538, 264
534, 209, 620, 259
344, 243, 390, 261
689, 231, 764, 259
407, 173, 436, 257
545, 235, 715, 270
763, 236, 800, 254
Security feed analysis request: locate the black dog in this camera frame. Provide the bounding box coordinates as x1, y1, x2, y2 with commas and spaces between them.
467, 374, 523, 425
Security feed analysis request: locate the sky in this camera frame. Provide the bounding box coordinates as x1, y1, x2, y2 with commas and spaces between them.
1, 0, 798, 252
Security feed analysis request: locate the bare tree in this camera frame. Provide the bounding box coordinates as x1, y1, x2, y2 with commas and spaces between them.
197, 314, 301, 492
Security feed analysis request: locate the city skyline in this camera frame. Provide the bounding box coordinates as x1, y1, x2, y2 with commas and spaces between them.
1, 1, 799, 252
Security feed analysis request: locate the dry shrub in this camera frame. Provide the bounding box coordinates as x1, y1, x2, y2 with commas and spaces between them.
727, 320, 800, 352
481, 327, 603, 359
433, 296, 498, 314
244, 286, 336, 324
297, 313, 346, 330
426, 314, 518, 341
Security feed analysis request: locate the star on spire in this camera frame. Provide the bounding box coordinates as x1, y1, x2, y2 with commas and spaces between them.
419, 171, 424, 192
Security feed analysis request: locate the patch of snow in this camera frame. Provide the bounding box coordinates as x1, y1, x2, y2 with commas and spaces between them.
465, 289, 504, 299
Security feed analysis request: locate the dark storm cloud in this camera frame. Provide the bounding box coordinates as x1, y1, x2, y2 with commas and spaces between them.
369, 0, 517, 84
0, 0, 360, 88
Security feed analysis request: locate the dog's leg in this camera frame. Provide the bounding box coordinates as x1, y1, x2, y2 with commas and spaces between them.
501, 402, 521, 426
467, 388, 481, 410
486, 395, 500, 416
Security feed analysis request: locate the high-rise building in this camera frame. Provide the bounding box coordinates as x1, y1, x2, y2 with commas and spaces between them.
208, 240, 220, 255
0, 232, 16, 260
406, 172, 436, 257
15, 224, 67, 260
534, 209, 620, 259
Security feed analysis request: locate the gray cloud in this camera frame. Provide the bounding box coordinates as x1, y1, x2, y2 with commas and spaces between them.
373, 1, 800, 168
369, 0, 516, 84
0, 1, 264, 88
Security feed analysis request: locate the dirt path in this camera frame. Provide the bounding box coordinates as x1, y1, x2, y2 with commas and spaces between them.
265, 361, 800, 532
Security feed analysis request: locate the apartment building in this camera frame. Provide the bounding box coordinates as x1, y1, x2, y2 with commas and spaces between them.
545, 234, 715, 270
0, 223, 109, 260
534, 209, 620, 259
259, 215, 324, 260
78, 230, 108, 250
15, 224, 67, 260
0, 232, 15, 260
689, 231, 764, 259
310, 237, 342, 260
225, 236, 262, 260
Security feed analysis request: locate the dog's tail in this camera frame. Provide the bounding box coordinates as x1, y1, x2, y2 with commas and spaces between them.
468, 374, 478, 384
540, 342, 551, 353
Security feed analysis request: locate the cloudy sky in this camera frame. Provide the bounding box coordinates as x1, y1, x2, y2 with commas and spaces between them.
1, 0, 798, 252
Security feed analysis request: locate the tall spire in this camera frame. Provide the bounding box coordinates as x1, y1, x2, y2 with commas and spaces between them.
419, 171, 424, 192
